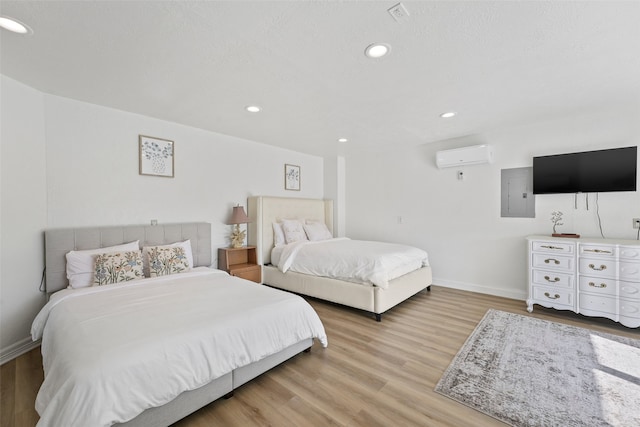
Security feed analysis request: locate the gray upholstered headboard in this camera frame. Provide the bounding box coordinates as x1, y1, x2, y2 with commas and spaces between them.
45, 222, 212, 293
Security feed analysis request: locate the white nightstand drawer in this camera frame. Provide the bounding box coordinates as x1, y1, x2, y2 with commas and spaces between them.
580, 293, 616, 315
620, 281, 640, 301
620, 262, 640, 282
620, 246, 640, 261
532, 253, 574, 271
620, 298, 640, 318
579, 244, 616, 258
578, 258, 616, 278
532, 270, 573, 289
578, 276, 616, 296
532, 241, 574, 254
532, 286, 574, 307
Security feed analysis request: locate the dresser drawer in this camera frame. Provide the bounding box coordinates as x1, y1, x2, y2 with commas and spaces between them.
579, 293, 616, 315
532, 270, 573, 289
578, 258, 616, 278
532, 253, 574, 271
620, 262, 640, 282
531, 286, 574, 307
620, 281, 640, 301
620, 298, 640, 319
620, 246, 640, 261
578, 276, 616, 296
579, 244, 616, 258
532, 241, 574, 254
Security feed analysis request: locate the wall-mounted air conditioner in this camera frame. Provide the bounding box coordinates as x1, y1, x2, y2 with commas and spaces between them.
435, 144, 493, 169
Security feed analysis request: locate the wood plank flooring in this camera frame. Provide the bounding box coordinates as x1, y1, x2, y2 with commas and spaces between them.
2, 286, 639, 427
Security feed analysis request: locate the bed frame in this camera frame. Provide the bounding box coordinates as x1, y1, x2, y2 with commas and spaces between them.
43, 222, 312, 427
247, 196, 432, 321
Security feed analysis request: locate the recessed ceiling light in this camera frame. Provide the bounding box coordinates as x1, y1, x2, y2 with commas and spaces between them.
365, 43, 390, 59
337, 138, 348, 143
0, 16, 31, 34
245, 105, 261, 113
440, 111, 457, 118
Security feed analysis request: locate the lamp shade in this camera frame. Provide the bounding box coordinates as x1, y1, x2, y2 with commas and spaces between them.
229, 205, 250, 225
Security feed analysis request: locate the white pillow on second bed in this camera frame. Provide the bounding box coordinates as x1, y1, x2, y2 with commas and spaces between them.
303, 221, 333, 241
273, 219, 333, 247
281, 219, 308, 244
272, 222, 286, 247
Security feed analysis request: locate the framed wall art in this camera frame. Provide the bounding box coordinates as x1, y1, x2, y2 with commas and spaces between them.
139, 135, 174, 177
284, 164, 300, 191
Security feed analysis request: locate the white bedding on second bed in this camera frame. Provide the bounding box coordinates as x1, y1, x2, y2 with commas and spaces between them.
31, 268, 327, 427
271, 238, 429, 289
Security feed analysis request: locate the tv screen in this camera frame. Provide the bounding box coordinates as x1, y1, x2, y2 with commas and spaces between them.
533, 146, 637, 194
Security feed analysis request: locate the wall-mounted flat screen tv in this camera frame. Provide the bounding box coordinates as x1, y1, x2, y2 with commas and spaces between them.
533, 146, 637, 194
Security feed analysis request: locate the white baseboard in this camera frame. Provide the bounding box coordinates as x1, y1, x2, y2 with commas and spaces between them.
433, 277, 527, 301
0, 336, 40, 365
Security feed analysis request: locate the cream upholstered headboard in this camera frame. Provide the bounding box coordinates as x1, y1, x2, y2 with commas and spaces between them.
45, 222, 212, 293
247, 196, 333, 265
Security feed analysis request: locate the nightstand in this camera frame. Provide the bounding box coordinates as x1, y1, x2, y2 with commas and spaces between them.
218, 246, 261, 283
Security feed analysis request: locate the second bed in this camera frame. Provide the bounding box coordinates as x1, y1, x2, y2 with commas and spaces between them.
247, 196, 432, 321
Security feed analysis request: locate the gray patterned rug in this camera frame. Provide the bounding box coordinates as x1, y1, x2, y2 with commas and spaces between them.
435, 309, 640, 426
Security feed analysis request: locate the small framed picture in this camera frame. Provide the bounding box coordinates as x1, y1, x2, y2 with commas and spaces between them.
139, 135, 174, 177
284, 164, 300, 191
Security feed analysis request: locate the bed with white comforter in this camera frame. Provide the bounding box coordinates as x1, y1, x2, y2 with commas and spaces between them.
32, 268, 327, 427
272, 238, 429, 288
248, 196, 433, 321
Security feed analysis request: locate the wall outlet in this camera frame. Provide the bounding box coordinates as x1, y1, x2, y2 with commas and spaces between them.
633, 218, 640, 229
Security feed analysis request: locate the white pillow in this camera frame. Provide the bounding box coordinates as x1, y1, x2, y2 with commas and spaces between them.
303, 221, 333, 241
66, 240, 140, 289
142, 240, 193, 277
281, 219, 308, 244
272, 222, 286, 247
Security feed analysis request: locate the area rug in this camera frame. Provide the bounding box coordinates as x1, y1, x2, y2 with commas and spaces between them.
435, 309, 640, 426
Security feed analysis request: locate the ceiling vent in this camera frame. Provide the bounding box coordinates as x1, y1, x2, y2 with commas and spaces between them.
388, 3, 410, 22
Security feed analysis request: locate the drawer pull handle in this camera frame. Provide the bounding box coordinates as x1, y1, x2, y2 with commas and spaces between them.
588, 282, 607, 289
544, 258, 561, 265
588, 264, 607, 271
544, 292, 561, 300
584, 249, 612, 254
541, 245, 563, 250
544, 275, 560, 283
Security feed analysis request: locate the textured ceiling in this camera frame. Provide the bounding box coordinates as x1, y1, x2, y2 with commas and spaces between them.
1, 1, 639, 157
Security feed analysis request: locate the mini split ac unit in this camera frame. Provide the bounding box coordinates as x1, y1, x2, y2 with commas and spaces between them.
435, 144, 493, 168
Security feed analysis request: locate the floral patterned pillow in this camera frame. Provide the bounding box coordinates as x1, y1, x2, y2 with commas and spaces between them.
147, 246, 190, 277
93, 251, 144, 286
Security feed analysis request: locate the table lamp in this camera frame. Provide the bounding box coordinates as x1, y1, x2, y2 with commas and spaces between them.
229, 205, 250, 248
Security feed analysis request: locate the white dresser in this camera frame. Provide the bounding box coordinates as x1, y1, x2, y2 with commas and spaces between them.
527, 235, 640, 328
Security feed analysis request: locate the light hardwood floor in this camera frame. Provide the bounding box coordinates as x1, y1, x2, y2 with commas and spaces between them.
2, 286, 639, 427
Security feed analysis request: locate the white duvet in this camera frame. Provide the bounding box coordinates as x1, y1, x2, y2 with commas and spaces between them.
272, 238, 429, 289
31, 268, 327, 427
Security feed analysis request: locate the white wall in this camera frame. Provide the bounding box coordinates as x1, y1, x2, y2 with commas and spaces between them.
345, 109, 640, 300
323, 155, 346, 236
0, 75, 324, 361
1, 76, 48, 362
43, 95, 324, 236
